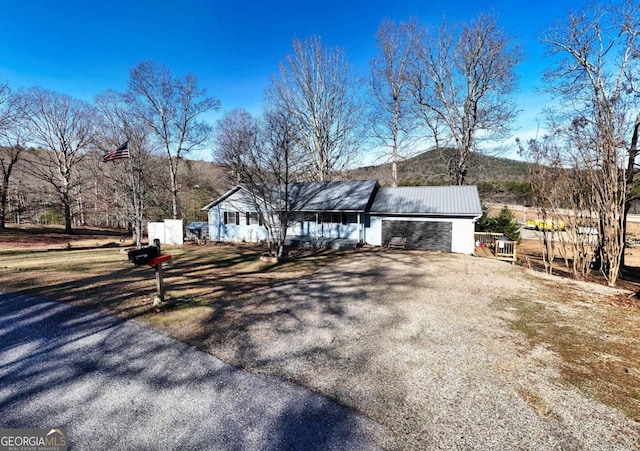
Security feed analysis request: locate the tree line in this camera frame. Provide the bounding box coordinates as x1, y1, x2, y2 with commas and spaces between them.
0, 62, 222, 246
1, 1, 640, 284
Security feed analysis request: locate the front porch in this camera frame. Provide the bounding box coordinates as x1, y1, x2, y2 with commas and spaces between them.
285, 235, 361, 250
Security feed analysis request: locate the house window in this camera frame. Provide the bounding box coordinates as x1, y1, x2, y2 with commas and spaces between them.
318, 212, 344, 224
247, 212, 260, 225
224, 211, 240, 225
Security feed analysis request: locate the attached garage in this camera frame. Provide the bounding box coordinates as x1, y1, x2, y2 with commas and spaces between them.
366, 186, 482, 255
381, 220, 452, 251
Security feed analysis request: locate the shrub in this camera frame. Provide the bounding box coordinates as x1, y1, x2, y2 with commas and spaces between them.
476, 205, 521, 243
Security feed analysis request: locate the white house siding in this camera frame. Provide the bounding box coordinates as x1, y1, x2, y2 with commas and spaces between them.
366, 215, 475, 255
208, 207, 269, 243
451, 219, 476, 254
207, 189, 366, 244
207, 194, 269, 243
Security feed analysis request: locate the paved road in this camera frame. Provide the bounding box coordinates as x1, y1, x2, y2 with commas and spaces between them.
0, 292, 381, 450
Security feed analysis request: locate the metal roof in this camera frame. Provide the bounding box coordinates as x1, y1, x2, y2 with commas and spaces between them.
369, 185, 482, 216
288, 180, 378, 212
203, 182, 482, 216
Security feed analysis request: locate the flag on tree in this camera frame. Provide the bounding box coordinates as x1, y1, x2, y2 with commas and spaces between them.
103, 141, 129, 162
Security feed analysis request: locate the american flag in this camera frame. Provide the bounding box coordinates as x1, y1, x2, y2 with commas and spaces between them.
102, 141, 129, 162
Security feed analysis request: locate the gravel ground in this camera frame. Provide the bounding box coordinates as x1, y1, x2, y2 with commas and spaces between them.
201, 250, 640, 450
0, 292, 382, 450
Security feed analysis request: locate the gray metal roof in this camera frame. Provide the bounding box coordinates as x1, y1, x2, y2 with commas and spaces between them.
289, 180, 378, 212
203, 181, 482, 216
369, 185, 482, 216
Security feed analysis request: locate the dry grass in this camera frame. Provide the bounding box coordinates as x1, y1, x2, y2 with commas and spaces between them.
496, 280, 640, 421
0, 229, 350, 325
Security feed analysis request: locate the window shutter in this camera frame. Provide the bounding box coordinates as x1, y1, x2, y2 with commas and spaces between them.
223, 211, 228, 224
246, 212, 250, 225
235, 212, 240, 225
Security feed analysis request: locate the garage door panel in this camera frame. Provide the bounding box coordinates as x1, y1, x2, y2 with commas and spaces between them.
382, 220, 452, 251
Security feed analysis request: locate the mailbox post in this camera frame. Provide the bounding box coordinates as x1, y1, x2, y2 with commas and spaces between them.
127, 242, 172, 305
148, 253, 172, 304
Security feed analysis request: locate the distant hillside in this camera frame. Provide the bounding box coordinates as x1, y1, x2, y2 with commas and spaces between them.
348, 148, 533, 204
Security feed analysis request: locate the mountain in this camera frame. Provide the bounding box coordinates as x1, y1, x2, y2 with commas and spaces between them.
348, 148, 533, 204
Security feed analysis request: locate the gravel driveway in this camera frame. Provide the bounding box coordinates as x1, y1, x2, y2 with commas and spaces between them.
3, 250, 640, 450
0, 292, 381, 450
197, 250, 640, 450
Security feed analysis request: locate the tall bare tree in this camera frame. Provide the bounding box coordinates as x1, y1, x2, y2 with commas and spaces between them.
0, 82, 26, 229
368, 19, 422, 186
214, 107, 302, 257
95, 89, 156, 247
20, 88, 97, 233
519, 135, 599, 278
409, 13, 522, 185
541, 0, 640, 286
267, 36, 362, 181
128, 61, 220, 219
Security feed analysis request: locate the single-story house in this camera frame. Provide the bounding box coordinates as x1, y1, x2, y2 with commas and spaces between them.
201, 180, 482, 254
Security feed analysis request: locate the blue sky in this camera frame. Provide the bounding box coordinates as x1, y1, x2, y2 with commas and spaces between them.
0, 0, 583, 161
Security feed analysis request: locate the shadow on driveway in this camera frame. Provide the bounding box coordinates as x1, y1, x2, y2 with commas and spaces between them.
0, 292, 382, 450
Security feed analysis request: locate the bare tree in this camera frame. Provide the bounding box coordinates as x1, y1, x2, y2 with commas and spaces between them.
128, 61, 220, 219
214, 108, 303, 257
0, 82, 27, 229
519, 135, 599, 278
409, 13, 522, 185
541, 0, 640, 286
95, 89, 157, 247
368, 19, 422, 186
20, 88, 97, 233
267, 36, 362, 182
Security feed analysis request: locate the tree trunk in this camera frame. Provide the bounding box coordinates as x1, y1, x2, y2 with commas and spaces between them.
0, 171, 10, 229
168, 158, 180, 220
63, 192, 73, 234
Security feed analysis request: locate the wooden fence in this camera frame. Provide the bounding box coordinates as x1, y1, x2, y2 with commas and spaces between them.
474, 232, 517, 263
